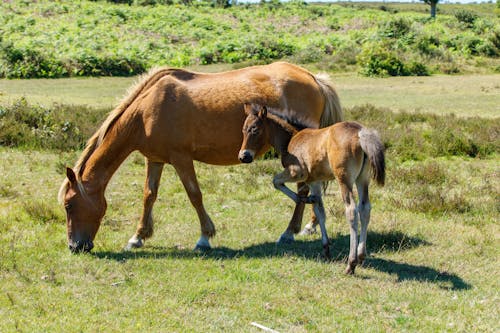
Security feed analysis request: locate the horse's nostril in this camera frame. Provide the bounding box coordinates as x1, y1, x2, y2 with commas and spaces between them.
239, 151, 253, 164
68, 240, 94, 253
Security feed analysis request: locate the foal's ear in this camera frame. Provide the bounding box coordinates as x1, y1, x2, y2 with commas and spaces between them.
258, 105, 267, 119
243, 103, 254, 116
66, 167, 77, 184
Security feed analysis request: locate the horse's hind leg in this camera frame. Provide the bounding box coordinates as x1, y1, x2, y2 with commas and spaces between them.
172, 156, 215, 251
356, 178, 371, 265
125, 160, 164, 250
340, 181, 359, 274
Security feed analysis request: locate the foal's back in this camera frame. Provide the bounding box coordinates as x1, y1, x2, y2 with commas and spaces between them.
286, 122, 364, 183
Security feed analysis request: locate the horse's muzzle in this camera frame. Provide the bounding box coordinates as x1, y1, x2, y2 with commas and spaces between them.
68, 240, 94, 253
238, 150, 254, 164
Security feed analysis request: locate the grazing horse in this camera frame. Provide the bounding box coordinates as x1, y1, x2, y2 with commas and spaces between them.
58, 62, 342, 253
238, 104, 385, 274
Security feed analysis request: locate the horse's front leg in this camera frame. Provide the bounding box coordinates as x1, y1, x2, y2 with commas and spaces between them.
172, 156, 215, 251
125, 160, 164, 250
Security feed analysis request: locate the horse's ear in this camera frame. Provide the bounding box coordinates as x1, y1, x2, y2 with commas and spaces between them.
66, 167, 77, 184
258, 105, 267, 119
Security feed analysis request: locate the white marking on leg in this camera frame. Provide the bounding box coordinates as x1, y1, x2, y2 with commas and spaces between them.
124, 234, 144, 251
299, 222, 317, 235
195, 235, 211, 249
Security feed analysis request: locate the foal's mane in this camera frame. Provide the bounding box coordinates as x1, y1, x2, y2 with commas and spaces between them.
58, 67, 180, 203
265, 108, 304, 136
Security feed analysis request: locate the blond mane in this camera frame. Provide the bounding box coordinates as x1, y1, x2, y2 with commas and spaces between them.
58, 67, 176, 203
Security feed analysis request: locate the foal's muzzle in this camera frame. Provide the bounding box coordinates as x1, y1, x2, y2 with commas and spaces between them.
238, 150, 254, 164
68, 240, 94, 253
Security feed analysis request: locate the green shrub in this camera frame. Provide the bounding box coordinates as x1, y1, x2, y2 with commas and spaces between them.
0, 99, 108, 150
357, 46, 407, 77
454, 10, 478, 28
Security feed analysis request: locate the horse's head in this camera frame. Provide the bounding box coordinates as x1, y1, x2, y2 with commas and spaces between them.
239, 103, 269, 164
60, 168, 106, 253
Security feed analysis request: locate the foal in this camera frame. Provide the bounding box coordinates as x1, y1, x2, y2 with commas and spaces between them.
239, 104, 385, 274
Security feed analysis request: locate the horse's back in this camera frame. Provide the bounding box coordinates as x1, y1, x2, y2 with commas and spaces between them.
130, 62, 328, 165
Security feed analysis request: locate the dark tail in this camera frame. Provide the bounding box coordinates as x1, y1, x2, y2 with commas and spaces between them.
358, 127, 385, 186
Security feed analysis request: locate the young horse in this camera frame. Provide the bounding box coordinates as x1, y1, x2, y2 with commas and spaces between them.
239, 104, 385, 274
58, 62, 342, 253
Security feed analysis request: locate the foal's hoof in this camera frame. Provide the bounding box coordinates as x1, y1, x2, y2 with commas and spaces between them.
345, 264, 356, 275
124, 236, 144, 251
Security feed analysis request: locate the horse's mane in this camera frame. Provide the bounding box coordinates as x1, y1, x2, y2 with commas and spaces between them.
58, 66, 178, 203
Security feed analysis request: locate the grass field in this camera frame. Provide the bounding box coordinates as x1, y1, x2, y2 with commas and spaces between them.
0, 71, 499, 331
1, 71, 499, 117
0, 149, 498, 332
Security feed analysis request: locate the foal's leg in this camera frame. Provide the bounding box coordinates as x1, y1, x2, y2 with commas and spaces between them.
172, 156, 216, 251
310, 183, 330, 258
340, 181, 359, 274
273, 171, 307, 244
356, 179, 371, 265
125, 160, 164, 250
279, 183, 310, 243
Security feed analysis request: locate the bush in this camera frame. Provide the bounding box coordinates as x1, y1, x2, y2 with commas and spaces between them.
0, 99, 108, 150
454, 10, 478, 28
345, 104, 499, 162
357, 46, 429, 77
357, 46, 407, 77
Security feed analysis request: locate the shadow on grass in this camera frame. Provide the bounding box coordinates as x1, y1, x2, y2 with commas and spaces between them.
94, 230, 470, 290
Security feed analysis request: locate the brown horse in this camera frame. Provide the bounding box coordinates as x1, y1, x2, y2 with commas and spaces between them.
238, 104, 385, 274
58, 62, 342, 253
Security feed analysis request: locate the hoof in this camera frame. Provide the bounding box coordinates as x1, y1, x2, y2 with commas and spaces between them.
194, 244, 212, 252
277, 233, 294, 245
124, 235, 143, 251
194, 236, 211, 252
345, 264, 356, 275
357, 253, 366, 265
323, 246, 331, 260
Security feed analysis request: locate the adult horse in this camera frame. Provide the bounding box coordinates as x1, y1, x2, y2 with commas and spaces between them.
58, 62, 342, 253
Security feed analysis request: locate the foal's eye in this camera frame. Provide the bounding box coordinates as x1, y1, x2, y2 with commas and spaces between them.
65, 203, 73, 211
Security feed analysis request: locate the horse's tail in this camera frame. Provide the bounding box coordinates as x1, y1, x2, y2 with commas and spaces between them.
358, 127, 385, 186
314, 73, 343, 128
58, 67, 173, 203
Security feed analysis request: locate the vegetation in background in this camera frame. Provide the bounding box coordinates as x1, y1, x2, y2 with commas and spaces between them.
0, 1, 498, 78
1, 99, 498, 164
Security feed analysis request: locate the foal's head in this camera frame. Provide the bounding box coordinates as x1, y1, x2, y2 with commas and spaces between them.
60, 168, 107, 253
238, 104, 269, 164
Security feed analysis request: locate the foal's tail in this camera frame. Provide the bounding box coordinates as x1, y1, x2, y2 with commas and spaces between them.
314, 73, 343, 127
358, 127, 385, 186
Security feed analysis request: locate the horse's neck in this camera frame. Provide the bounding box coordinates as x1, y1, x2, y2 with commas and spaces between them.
267, 119, 295, 155
80, 129, 136, 193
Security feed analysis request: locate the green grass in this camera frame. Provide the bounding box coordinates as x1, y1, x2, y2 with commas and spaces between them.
0, 148, 498, 332
1, 72, 499, 117
0, 66, 498, 331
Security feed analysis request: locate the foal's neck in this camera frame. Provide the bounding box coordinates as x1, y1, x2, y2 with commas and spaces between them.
266, 115, 298, 155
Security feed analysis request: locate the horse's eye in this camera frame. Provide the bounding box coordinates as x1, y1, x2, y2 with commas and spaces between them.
65, 203, 73, 211
249, 126, 258, 134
